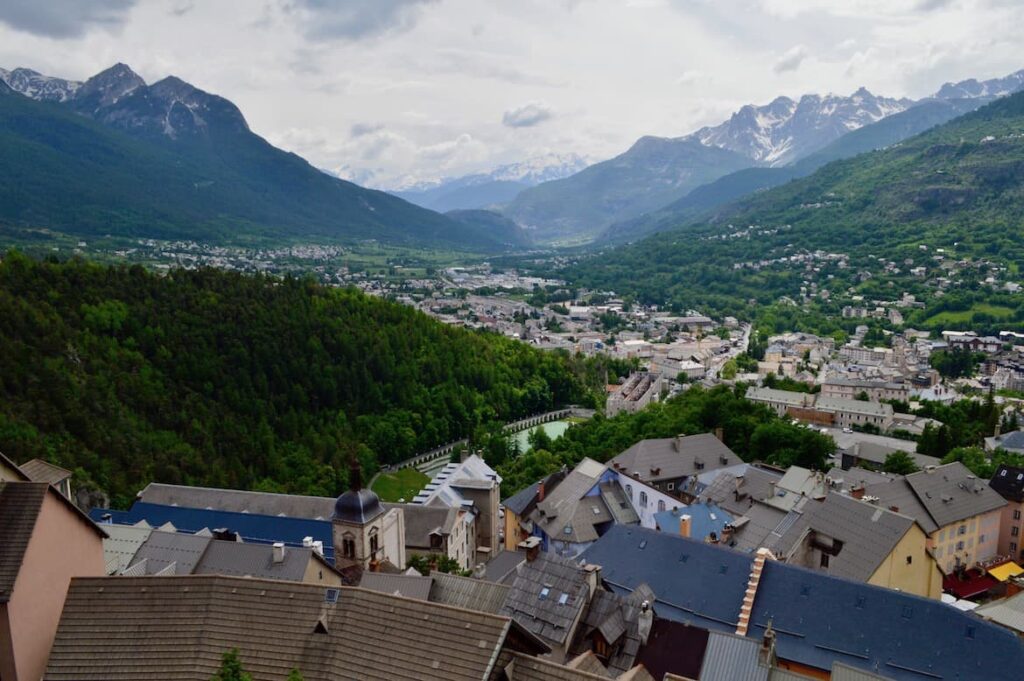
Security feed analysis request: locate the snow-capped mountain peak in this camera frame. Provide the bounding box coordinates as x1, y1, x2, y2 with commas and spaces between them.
0, 67, 81, 103
933, 69, 1024, 100
693, 87, 913, 166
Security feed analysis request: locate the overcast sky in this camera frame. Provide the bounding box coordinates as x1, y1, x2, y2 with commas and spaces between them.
1, 0, 1022, 188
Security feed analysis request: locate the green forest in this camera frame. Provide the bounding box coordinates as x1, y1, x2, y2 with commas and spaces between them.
0, 253, 609, 506
561, 90, 1024, 328
497, 384, 834, 496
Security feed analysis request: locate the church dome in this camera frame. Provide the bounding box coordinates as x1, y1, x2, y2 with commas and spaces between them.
333, 488, 383, 524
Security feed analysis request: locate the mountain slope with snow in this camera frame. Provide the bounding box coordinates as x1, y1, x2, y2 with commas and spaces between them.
0, 67, 81, 103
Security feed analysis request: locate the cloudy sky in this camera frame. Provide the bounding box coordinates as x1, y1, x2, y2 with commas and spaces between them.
1, 0, 1022, 188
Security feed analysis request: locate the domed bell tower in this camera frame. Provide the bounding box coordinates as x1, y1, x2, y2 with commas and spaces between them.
332, 460, 386, 571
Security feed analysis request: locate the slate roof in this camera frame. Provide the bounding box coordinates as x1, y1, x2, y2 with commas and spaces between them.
90, 502, 337, 560
101, 521, 155, 574
358, 571, 433, 600
413, 454, 500, 506
815, 396, 893, 418
634, 619, 710, 681
732, 502, 789, 553
600, 481, 640, 526
699, 466, 783, 516
862, 479, 939, 535
990, 430, 1024, 452
19, 458, 72, 486
128, 529, 212, 575
483, 549, 526, 583
399, 504, 460, 549
532, 458, 616, 545
973, 590, 1024, 635
745, 387, 814, 408
0, 481, 46, 601
989, 464, 1024, 503
46, 575, 536, 681
698, 631, 770, 681
193, 541, 327, 582
771, 494, 918, 583
504, 480, 541, 517
904, 462, 1006, 528
500, 554, 590, 646
825, 467, 895, 491
571, 587, 651, 676
428, 570, 511, 613
582, 526, 1024, 681
609, 434, 743, 485
138, 482, 336, 518
504, 651, 612, 681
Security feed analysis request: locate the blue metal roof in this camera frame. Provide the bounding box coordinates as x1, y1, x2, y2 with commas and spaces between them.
653, 503, 733, 542
582, 525, 1024, 681
89, 502, 334, 560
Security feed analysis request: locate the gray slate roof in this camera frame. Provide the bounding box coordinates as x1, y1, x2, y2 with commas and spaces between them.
358, 571, 433, 600
532, 458, 614, 544
500, 554, 589, 646
428, 571, 510, 613
974, 590, 1024, 635
609, 434, 742, 485
572, 586, 652, 676
700, 466, 783, 516
398, 504, 459, 548
138, 483, 337, 518
904, 462, 1006, 529
193, 540, 324, 582
483, 549, 526, 583
989, 464, 1024, 503
128, 530, 212, 575
782, 494, 916, 582
698, 631, 770, 681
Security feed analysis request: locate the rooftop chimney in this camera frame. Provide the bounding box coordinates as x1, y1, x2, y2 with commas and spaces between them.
680, 514, 692, 538
519, 536, 542, 562
850, 485, 865, 500
583, 563, 602, 601
638, 601, 654, 646
537, 480, 546, 503
714, 427, 725, 443
272, 542, 286, 564
303, 536, 314, 548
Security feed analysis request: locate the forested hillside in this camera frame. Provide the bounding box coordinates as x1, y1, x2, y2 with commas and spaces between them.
498, 384, 834, 496
567, 91, 1024, 321
0, 254, 606, 505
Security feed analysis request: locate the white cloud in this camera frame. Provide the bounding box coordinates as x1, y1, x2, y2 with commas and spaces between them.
0, 0, 1022, 187
502, 102, 554, 128
773, 45, 809, 73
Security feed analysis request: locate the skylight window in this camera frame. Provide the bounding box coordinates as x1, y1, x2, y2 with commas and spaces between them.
639, 540, 647, 550
540, 587, 550, 600
324, 588, 339, 604
558, 593, 569, 605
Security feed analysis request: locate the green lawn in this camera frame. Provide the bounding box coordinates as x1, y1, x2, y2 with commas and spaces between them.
371, 467, 430, 502
926, 303, 1015, 326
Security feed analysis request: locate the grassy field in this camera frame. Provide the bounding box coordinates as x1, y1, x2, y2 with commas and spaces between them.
925, 303, 1016, 326
370, 467, 430, 502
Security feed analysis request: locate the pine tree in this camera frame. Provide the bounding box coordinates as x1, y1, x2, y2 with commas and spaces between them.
211, 649, 253, 681
287, 670, 305, 681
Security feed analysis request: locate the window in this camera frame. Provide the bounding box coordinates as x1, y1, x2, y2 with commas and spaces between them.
1011, 542, 1018, 553
958, 525, 967, 536
906, 555, 913, 565
1013, 526, 1020, 537
639, 491, 648, 508
1015, 510, 1022, 521
625, 485, 633, 499
956, 541, 965, 551
658, 500, 666, 513
369, 529, 379, 556
667, 482, 675, 491
820, 553, 830, 568
342, 535, 356, 560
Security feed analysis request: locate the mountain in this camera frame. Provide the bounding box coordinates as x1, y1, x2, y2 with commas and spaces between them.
565, 90, 1024, 318
0, 67, 80, 102
0, 255, 598, 504
0, 64, 514, 251
392, 153, 589, 213
443, 209, 532, 249
502, 137, 753, 243
935, 70, 1024, 100
502, 87, 914, 244
600, 96, 991, 244
693, 88, 912, 167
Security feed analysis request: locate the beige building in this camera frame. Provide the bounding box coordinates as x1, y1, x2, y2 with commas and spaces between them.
821, 378, 909, 403
606, 372, 663, 418
866, 462, 1007, 574
0, 479, 107, 681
